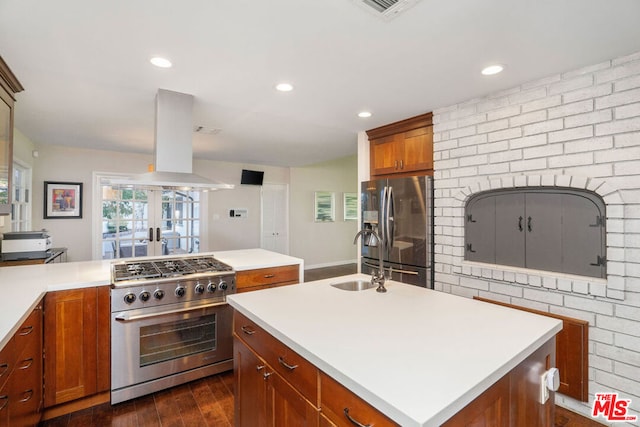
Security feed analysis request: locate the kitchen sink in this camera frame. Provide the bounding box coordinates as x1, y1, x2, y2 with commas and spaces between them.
330, 279, 376, 291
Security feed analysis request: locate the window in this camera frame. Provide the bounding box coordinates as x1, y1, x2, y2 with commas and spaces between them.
465, 188, 606, 279
98, 176, 202, 259
11, 161, 32, 231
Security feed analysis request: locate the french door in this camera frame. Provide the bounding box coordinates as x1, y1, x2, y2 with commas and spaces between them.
98, 181, 202, 259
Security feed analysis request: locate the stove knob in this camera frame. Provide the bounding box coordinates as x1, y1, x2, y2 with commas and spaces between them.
139, 291, 151, 302
175, 286, 186, 298
154, 289, 165, 300
124, 293, 136, 304
194, 283, 205, 294
218, 280, 228, 291
207, 281, 217, 293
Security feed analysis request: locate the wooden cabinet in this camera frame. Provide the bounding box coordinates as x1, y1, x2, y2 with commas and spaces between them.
442, 339, 555, 427
320, 372, 397, 427
234, 311, 394, 427
43, 286, 110, 409
0, 300, 43, 427
236, 264, 299, 293
367, 113, 433, 178
0, 56, 24, 216
234, 312, 319, 427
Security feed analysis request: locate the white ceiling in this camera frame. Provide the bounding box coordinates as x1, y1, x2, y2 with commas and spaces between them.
1, 0, 640, 167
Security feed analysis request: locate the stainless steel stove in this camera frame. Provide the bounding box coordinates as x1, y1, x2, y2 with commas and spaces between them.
110, 255, 236, 404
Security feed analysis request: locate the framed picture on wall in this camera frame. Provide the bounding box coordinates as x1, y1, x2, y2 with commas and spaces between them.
343, 192, 358, 221
44, 181, 83, 219
314, 191, 335, 222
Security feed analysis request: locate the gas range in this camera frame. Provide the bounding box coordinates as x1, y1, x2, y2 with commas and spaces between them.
110, 255, 236, 312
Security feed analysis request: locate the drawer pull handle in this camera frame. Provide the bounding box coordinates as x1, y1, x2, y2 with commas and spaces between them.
0, 363, 8, 376
19, 389, 33, 403
18, 358, 33, 370
263, 371, 273, 380
264, 274, 275, 278
256, 365, 265, 372
278, 356, 298, 371
18, 326, 33, 336
344, 408, 371, 427
241, 326, 256, 335
0, 396, 8, 411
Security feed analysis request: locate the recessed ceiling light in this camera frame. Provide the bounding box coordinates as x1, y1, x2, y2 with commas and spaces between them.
358, 111, 372, 118
481, 64, 504, 76
275, 83, 294, 92
150, 57, 172, 68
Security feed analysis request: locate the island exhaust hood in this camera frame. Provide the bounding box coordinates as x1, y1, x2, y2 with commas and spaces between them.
111, 89, 234, 191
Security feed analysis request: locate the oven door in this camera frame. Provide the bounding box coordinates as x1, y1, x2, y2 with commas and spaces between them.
111, 300, 233, 391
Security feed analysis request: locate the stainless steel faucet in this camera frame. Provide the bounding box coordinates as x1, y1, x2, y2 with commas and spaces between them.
353, 229, 387, 293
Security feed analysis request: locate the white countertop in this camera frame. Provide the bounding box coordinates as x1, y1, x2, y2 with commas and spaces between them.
0, 248, 302, 352
227, 274, 563, 427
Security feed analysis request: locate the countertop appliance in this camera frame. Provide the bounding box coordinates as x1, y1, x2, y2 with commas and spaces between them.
110, 255, 236, 404
360, 176, 434, 287
1, 230, 52, 259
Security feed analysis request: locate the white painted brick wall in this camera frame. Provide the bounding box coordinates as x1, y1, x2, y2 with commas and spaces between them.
433, 50, 640, 424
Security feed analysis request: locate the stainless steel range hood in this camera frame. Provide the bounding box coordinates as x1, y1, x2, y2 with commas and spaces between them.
111, 89, 234, 191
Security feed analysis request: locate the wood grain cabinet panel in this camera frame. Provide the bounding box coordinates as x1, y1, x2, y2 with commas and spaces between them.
234, 337, 318, 427
236, 264, 299, 293
0, 300, 43, 427
43, 286, 110, 408
320, 372, 397, 427
367, 113, 433, 178
474, 297, 588, 402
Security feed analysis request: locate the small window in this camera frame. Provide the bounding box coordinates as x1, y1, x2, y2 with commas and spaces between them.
464, 187, 606, 279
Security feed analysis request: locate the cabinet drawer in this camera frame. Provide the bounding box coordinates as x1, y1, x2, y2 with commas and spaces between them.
320, 372, 397, 427
0, 341, 14, 391
13, 305, 42, 358
234, 311, 318, 404
236, 264, 299, 289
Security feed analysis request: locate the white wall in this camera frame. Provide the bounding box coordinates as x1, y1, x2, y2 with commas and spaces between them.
432, 51, 640, 422
290, 155, 359, 268
18, 141, 357, 266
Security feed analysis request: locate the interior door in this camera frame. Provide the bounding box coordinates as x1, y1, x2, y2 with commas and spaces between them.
261, 183, 289, 255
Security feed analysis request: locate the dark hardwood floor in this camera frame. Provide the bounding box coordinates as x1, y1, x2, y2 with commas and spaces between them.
40, 263, 603, 427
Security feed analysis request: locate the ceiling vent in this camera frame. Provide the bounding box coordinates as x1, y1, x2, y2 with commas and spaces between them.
356, 0, 422, 20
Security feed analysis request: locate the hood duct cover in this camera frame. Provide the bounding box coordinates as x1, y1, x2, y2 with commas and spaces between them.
111, 89, 234, 191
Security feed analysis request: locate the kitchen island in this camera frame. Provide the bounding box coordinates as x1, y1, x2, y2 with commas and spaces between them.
228, 273, 563, 426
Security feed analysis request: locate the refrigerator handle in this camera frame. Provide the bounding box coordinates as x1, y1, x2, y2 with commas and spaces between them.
381, 186, 388, 250
387, 186, 394, 250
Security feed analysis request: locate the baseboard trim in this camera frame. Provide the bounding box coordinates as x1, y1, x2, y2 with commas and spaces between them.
305, 259, 358, 270
42, 391, 110, 421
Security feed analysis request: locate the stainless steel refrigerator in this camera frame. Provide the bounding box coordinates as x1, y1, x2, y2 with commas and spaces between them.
360, 176, 434, 288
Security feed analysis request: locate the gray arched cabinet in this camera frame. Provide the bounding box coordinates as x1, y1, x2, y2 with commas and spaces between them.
465, 187, 606, 279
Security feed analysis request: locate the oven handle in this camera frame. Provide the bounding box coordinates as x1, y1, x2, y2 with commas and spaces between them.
114, 301, 228, 322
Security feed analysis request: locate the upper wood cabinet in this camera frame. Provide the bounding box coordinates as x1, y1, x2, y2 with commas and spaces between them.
0, 56, 24, 216
367, 113, 433, 178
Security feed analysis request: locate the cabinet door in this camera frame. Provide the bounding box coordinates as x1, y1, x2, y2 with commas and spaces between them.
370, 134, 402, 176
44, 288, 100, 407
465, 195, 496, 263
401, 127, 433, 173
267, 371, 319, 427
524, 193, 562, 273
234, 338, 267, 427
561, 194, 605, 278
495, 193, 525, 268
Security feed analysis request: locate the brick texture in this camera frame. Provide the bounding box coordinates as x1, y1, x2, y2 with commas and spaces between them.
433, 50, 640, 424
